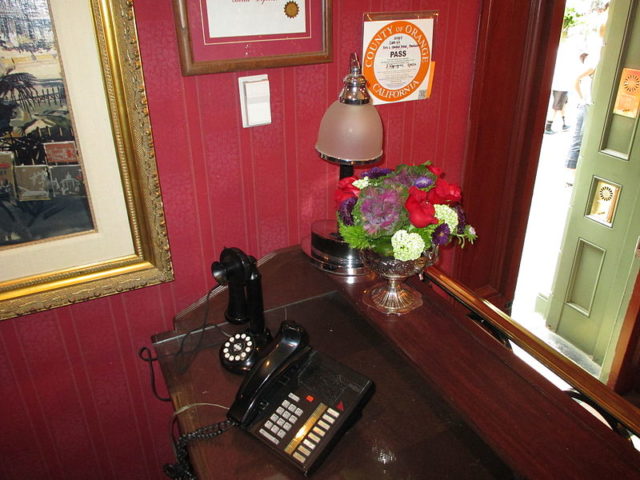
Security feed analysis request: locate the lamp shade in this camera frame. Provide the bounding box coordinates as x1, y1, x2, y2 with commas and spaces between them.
315, 100, 383, 164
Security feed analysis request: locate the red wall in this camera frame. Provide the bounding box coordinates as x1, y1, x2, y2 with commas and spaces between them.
0, 1, 480, 478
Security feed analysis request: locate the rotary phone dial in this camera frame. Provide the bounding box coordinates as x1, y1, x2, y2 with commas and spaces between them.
211, 247, 273, 373
221, 332, 257, 372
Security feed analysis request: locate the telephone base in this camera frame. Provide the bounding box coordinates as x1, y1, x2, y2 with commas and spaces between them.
242, 350, 373, 475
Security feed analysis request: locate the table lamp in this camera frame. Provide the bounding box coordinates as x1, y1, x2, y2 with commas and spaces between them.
306, 53, 383, 275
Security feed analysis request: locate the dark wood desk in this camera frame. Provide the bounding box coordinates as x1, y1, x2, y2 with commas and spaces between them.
153, 247, 640, 479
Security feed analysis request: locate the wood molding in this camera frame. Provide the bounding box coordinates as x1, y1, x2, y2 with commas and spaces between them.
456, 0, 566, 311
426, 265, 640, 437
609, 273, 640, 393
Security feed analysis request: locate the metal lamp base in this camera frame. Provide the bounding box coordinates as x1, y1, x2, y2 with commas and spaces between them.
302, 219, 368, 276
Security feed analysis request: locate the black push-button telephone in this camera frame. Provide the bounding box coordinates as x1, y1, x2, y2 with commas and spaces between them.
228, 321, 374, 475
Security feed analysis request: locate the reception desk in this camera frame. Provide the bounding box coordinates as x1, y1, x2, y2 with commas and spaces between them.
152, 246, 640, 478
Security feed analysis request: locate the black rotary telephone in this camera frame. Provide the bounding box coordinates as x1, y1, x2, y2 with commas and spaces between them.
211, 247, 273, 373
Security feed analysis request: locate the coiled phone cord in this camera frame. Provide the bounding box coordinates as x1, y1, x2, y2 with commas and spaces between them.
163, 419, 238, 480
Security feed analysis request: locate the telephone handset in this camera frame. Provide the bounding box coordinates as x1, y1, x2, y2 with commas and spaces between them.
227, 321, 374, 475
228, 321, 311, 426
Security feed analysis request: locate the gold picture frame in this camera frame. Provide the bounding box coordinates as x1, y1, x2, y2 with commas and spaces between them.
0, 0, 173, 320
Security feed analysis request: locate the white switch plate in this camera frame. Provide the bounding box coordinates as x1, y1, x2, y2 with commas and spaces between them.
238, 74, 271, 128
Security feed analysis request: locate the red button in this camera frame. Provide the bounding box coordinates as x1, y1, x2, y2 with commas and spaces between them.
306, 395, 314, 402
336, 401, 344, 411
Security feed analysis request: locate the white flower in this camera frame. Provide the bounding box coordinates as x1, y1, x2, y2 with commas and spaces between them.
434, 204, 459, 232
352, 177, 370, 189
391, 230, 425, 261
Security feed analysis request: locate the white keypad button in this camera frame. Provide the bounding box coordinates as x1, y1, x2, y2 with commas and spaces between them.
327, 408, 339, 417
259, 429, 279, 444
288, 393, 301, 402
322, 414, 335, 424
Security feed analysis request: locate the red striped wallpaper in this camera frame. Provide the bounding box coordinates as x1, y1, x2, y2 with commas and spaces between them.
0, 1, 480, 478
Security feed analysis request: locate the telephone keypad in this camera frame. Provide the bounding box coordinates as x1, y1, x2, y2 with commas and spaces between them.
259, 394, 305, 445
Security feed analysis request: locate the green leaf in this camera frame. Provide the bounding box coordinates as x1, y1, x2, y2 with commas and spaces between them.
415, 224, 437, 249
369, 237, 394, 257
338, 223, 372, 249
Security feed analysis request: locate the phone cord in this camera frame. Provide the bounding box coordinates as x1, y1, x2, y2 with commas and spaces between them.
163, 419, 238, 480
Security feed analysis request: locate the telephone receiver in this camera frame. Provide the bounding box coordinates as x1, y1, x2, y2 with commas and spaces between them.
212, 247, 273, 373
228, 321, 311, 426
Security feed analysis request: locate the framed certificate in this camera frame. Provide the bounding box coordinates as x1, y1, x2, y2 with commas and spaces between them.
173, 0, 332, 75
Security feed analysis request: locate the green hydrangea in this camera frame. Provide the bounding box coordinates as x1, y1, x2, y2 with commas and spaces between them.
352, 177, 370, 189
434, 204, 459, 232
391, 230, 425, 261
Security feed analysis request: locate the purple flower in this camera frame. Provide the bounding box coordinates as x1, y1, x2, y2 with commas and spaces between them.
361, 167, 392, 179
338, 196, 357, 226
452, 205, 466, 234
432, 224, 451, 246
359, 187, 403, 235
382, 170, 416, 188
415, 176, 434, 189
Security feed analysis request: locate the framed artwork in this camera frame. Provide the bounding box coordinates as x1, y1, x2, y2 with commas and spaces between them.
172, 0, 332, 75
0, 0, 173, 320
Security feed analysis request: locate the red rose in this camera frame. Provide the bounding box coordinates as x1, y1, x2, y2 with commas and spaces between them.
335, 176, 360, 207
426, 178, 462, 204
405, 186, 438, 228
428, 164, 443, 177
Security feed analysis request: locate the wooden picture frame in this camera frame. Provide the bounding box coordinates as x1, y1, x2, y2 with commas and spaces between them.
172, 0, 332, 75
0, 0, 173, 320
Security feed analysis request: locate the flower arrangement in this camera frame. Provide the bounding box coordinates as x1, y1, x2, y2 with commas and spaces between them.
335, 163, 477, 261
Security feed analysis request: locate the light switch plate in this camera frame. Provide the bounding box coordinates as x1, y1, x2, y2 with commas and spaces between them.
238, 74, 271, 128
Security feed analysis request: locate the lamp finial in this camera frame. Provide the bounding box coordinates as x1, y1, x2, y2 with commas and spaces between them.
338, 53, 370, 105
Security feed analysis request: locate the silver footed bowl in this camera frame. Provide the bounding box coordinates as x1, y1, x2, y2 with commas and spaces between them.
359, 248, 439, 315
